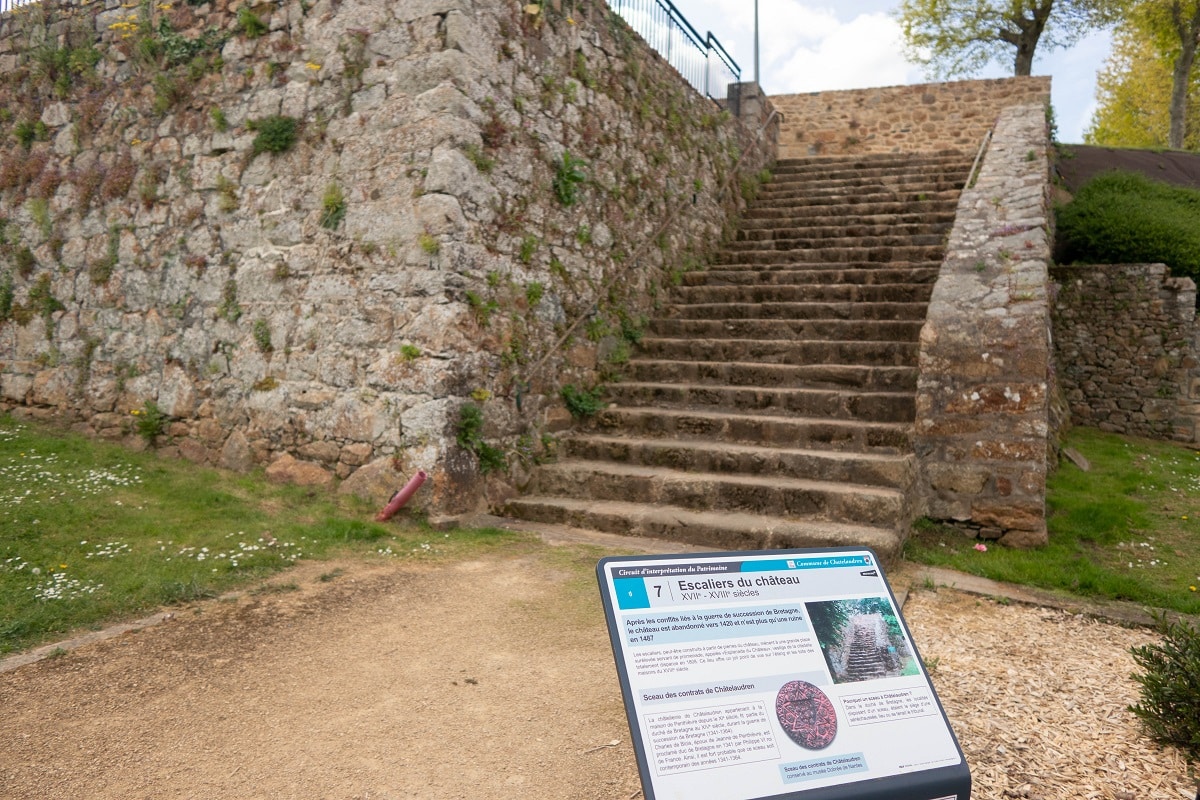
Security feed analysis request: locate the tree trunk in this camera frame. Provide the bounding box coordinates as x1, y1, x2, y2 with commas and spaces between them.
1166, 1, 1200, 149
1002, 0, 1055, 77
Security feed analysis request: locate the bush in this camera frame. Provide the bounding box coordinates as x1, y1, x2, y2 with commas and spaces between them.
249, 115, 298, 155
1129, 616, 1200, 767
1055, 171, 1200, 284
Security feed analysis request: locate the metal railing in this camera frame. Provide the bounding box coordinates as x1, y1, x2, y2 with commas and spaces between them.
0, 0, 37, 15
608, 0, 740, 101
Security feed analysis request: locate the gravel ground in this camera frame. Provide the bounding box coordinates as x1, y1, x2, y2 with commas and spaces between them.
0, 546, 1194, 799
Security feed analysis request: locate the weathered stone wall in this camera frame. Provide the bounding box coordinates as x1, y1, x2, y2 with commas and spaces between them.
0, 0, 776, 512
771, 77, 1051, 158
914, 103, 1054, 547
1051, 264, 1200, 444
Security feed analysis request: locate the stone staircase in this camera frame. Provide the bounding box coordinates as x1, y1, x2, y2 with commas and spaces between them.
504, 152, 975, 560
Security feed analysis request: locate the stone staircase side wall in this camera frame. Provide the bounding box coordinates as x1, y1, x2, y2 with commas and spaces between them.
0, 0, 775, 514
914, 103, 1054, 548
771, 77, 1050, 158
1051, 264, 1200, 444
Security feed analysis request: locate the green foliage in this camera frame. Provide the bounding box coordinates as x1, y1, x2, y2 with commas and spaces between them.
464, 143, 495, 173
252, 318, 273, 353
210, 107, 229, 132
13, 120, 39, 151
399, 344, 421, 361
216, 175, 239, 212
0, 272, 13, 322
28, 273, 63, 321
237, 6, 268, 38
219, 279, 242, 322
904, 428, 1200, 616
320, 183, 346, 230
1055, 171, 1200, 283
519, 235, 539, 264
552, 151, 588, 206
248, 115, 298, 155
560, 383, 605, 419
895, 0, 1105, 78
1129, 616, 1200, 765
419, 232, 440, 255
465, 291, 498, 326
525, 281, 544, 306
15, 246, 37, 278
133, 400, 167, 442
456, 402, 506, 474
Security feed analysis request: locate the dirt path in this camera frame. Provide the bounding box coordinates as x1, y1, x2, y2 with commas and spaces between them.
0, 542, 1194, 800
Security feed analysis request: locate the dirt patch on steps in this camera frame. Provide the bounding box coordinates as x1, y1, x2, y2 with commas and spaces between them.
0, 548, 1195, 800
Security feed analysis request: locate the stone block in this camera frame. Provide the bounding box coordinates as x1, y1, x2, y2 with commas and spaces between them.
265, 453, 333, 488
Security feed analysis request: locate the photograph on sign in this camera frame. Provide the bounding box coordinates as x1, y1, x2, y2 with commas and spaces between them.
596, 549, 970, 800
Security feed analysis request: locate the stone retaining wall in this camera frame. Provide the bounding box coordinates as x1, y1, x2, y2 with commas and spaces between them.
914, 103, 1055, 547
1051, 264, 1200, 444
0, 0, 775, 512
771, 77, 1051, 158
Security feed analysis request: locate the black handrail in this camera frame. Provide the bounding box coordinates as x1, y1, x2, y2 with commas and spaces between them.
609, 0, 741, 101
1, 0, 34, 13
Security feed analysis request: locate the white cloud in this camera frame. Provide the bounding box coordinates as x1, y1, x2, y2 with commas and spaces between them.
765, 13, 923, 94
674, 0, 1110, 141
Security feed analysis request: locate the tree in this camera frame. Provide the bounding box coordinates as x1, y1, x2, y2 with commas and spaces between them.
1087, 1, 1200, 149
897, 0, 1108, 78
1145, 0, 1200, 148
1086, 20, 1199, 147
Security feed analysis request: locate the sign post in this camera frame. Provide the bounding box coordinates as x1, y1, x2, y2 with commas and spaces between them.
596, 548, 971, 800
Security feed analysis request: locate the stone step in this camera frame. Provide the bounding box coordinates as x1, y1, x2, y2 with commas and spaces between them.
636, 338, 918, 367
562, 435, 915, 488
723, 233, 946, 253
738, 211, 958, 232
773, 154, 970, 177
669, 283, 934, 305
747, 190, 963, 212
681, 267, 940, 287
625, 360, 918, 392
714, 245, 945, 265
762, 173, 969, 195
604, 382, 916, 422
590, 406, 912, 451
663, 301, 928, 321
647, 317, 925, 343
744, 199, 960, 221
529, 460, 906, 526
500, 497, 903, 560
757, 182, 966, 203
735, 222, 952, 242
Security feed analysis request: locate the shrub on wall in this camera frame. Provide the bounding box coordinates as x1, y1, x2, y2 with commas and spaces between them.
1055, 171, 1200, 285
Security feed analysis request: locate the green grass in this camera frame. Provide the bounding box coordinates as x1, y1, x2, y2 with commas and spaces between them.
0, 416, 525, 654
905, 427, 1200, 616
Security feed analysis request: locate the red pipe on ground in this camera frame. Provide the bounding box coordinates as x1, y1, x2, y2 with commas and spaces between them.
375, 470, 428, 521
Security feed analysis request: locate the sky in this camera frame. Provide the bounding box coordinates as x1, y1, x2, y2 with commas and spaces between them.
671, 0, 1113, 143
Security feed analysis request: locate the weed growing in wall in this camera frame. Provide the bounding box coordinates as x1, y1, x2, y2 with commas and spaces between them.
418, 233, 440, 255
249, 115, 298, 155
237, 6, 268, 39
519, 235, 539, 264
252, 319, 273, 353
216, 175, 239, 212
560, 384, 605, 419
219, 279, 241, 322
132, 399, 167, 443
399, 344, 421, 362
456, 402, 506, 474
0, 272, 13, 323
320, 183, 346, 230
553, 151, 588, 206
210, 107, 229, 132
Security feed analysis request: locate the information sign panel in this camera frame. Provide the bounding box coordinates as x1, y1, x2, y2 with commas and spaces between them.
596, 548, 971, 800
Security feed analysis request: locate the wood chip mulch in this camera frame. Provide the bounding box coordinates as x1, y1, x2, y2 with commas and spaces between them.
903, 589, 1197, 800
